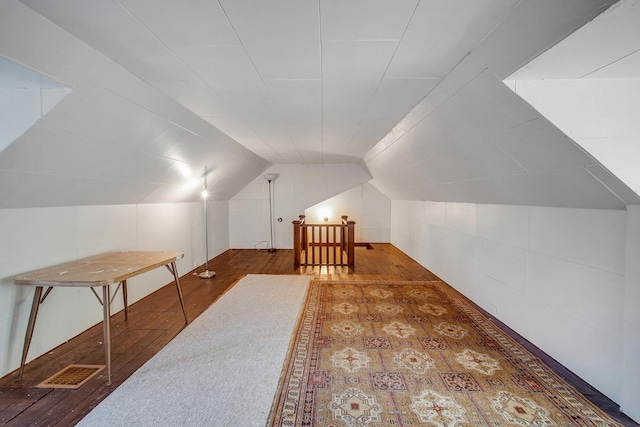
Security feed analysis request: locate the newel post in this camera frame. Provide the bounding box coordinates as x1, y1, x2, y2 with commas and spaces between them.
299, 215, 306, 250
341, 216, 348, 252
347, 220, 355, 267
293, 219, 301, 267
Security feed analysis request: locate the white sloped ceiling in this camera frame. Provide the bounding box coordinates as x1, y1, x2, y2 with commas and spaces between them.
0, 1, 269, 208
505, 0, 640, 200
364, 0, 640, 209
0, 0, 636, 209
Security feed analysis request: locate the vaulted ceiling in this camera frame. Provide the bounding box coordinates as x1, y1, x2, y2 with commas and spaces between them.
0, 0, 637, 209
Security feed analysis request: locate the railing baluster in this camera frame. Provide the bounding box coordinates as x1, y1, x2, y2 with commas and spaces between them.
310, 225, 315, 265
333, 225, 336, 265
321, 226, 324, 264
319, 225, 323, 265
293, 215, 355, 267
318, 225, 322, 265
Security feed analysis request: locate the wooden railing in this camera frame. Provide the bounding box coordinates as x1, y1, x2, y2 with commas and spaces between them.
293, 215, 355, 267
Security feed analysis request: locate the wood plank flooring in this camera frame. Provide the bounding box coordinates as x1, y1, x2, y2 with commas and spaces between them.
0, 245, 635, 426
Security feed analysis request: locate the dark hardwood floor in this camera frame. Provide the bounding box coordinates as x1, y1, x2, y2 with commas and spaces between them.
0, 245, 636, 426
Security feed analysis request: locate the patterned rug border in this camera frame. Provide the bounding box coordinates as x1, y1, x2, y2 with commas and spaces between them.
268, 277, 320, 424
268, 279, 623, 426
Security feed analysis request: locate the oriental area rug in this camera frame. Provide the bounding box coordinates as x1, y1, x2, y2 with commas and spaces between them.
268, 280, 623, 427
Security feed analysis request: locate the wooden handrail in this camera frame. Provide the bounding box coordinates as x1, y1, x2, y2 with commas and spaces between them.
293, 215, 355, 267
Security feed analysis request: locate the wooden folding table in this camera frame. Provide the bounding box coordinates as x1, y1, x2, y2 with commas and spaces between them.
14, 251, 189, 386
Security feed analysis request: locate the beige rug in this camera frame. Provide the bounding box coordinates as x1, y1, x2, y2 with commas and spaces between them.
268, 280, 623, 426
78, 274, 310, 427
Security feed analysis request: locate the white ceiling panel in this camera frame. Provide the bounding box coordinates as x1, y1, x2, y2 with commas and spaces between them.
411, 171, 570, 207
491, 118, 597, 172
395, 98, 436, 134
431, 70, 539, 145
364, 157, 390, 182
496, 168, 627, 209
322, 152, 360, 164
415, 179, 517, 205
101, 150, 175, 183
0, 125, 119, 179
589, 50, 640, 79
585, 164, 640, 205
362, 77, 440, 125
86, 60, 182, 120
78, 178, 160, 205
0, 170, 158, 208
471, 0, 619, 79
289, 122, 322, 149
401, 156, 461, 185
246, 124, 301, 160
236, 42, 321, 81
398, 166, 629, 209
387, 0, 519, 78
233, 100, 284, 123
177, 44, 269, 104
445, 141, 527, 181
33, 81, 101, 129
350, 77, 439, 154
320, 0, 418, 42
146, 78, 234, 117
362, 141, 390, 165
164, 134, 226, 166
265, 79, 322, 124
420, 50, 487, 113
202, 116, 261, 145
322, 40, 398, 101
349, 124, 402, 157
508, 0, 640, 79
200, 117, 284, 162
167, 108, 239, 150
322, 134, 359, 157
219, 0, 318, 46
219, 0, 320, 80
119, 0, 240, 48
0, 57, 66, 89
400, 115, 462, 161
395, 161, 443, 186
322, 96, 371, 134
0, 3, 103, 85
297, 150, 325, 165
375, 137, 418, 170
21, 0, 176, 78
138, 182, 200, 204
132, 126, 182, 158
287, 117, 322, 136
55, 88, 170, 149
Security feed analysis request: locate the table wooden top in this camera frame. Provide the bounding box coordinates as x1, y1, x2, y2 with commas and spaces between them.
14, 251, 184, 287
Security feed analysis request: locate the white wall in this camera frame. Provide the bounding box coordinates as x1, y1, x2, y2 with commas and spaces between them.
623, 205, 640, 421
229, 163, 371, 249
390, 200, 639, 421
305, 183, 390, 243
0, 200, 229, 378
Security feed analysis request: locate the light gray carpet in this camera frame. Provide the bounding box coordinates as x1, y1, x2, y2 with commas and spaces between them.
78, 274, 311, 427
